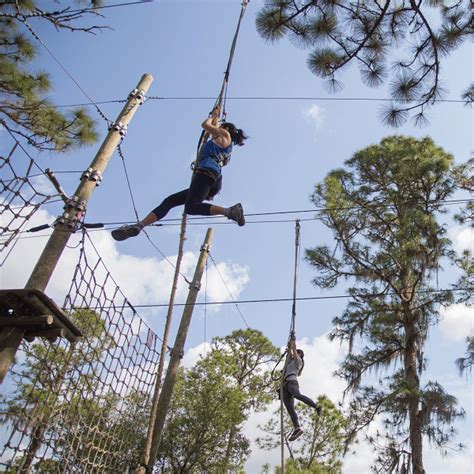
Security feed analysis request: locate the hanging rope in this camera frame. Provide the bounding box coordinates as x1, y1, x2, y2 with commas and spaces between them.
279, 219, 301, 470
141, 5, 249, 471
196, 0, 249, 152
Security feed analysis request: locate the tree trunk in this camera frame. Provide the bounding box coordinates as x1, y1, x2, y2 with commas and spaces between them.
224, 426, 236, 470
20, 421, 45, 473
404, 316, 424, 474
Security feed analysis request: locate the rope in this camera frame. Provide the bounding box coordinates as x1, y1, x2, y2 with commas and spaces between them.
23, 21, 111, 124
290, 220, 301, 337
208, 252, 250, 328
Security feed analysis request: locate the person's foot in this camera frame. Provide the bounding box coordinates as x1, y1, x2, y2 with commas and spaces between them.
226, 203, 245, 226
111, 223, 143, 241
288, 427, 303, 441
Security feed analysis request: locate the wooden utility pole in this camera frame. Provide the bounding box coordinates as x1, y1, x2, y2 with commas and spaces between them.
145, 228, 213, 472
0, 74, 153, 383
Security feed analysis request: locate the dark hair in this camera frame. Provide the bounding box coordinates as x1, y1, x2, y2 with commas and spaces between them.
296, 349, 305, 376
221, 122, 247, 146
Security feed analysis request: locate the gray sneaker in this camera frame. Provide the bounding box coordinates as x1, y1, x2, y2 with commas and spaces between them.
226, 203, 245, 226
112, 223, 143, 241
288, 427, 303, 441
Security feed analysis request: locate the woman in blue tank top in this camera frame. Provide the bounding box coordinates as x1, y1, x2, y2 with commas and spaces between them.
112, 105, 247, 242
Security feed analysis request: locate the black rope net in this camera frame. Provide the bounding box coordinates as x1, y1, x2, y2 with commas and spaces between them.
1, 229, 162, 472
0, 142, 60, 266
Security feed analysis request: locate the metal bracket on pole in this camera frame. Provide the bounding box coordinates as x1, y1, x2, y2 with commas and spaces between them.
54, 195, 87, 231
81, 167, 103, 186
108, 121, 128, 137
190, 281, 201, 291
129, 88, 146, 105
45, 168, 69, 204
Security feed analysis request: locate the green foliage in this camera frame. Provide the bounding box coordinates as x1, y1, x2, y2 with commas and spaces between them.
306, 136, 464, 471
256, 1, 471, 126
0, 309, 115, 472
258, 395, 351, 473
157, 329, 279, 471
0, 1, 102, 151
157, 365, 249, 472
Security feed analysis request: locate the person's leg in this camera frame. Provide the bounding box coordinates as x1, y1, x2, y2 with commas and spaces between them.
286, 380, 318, 409
282, 384, 299, 429
186, 172, 245, 226
112, 189, 188, 241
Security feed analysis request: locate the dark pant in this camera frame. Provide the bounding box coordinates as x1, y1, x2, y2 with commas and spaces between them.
282, 380, 317, 428
151, 172, 216, 220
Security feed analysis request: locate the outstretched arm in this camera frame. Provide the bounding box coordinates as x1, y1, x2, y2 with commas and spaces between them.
201, 105, 231, 147
288, 335, 298, 359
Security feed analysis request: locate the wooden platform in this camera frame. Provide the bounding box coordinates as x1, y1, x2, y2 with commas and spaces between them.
0, 289, 82, 343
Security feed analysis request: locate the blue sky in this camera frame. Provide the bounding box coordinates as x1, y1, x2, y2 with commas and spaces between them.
2, 1, 472, 472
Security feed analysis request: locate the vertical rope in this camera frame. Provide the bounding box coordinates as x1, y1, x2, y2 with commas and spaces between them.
280, 219, 301, 471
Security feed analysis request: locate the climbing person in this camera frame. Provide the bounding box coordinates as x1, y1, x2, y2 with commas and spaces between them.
112, 105, 247, 241
282, 332, 321, 441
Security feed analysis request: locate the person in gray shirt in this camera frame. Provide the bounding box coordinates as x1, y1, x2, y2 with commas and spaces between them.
282, 333, 321, 441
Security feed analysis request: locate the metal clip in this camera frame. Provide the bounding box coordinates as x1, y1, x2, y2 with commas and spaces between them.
108, 121, 128, 137
64, 195, 86, 213
129, 88, 145, 105
190, 281, 202, 291
54, 213, 81, 232
81, 168, 102, 186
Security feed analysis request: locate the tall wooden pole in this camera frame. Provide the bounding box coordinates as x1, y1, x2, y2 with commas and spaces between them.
26, 73, 153, 291
0, 74, 153, 384
146, 228, 213, 471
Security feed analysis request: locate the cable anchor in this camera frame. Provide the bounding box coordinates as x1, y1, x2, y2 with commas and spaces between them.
108, 121, 128, 137
81, 167, 103, 186
129, 88, 145, 105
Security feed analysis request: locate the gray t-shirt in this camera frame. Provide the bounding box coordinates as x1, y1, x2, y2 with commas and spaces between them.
284, 355, 303, 382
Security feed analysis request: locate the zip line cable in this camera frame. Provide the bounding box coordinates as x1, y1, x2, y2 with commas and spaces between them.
53, 96, 468, 108
5, 198, 472, 240
23, 21, 111, 124
64, 287, 471, 311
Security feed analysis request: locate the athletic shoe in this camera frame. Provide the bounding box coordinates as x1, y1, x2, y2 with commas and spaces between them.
288, 427, 303, 441
226, 203, 245, 226
111, 223, 143, 241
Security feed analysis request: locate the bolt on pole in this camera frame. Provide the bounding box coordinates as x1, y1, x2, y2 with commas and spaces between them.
0, 74, 153, 384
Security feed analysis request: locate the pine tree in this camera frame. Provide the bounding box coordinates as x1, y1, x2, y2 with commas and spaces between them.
256, 1, 471, 126
258, 395, 351, 473
305, 136, 465, 472
201, 328, 280, 470
0, 1, 104, 151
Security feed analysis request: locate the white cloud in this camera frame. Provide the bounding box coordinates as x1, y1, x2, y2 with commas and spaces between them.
439, 303, 473, 342
303, 104, 325, 137
1, 207, 250, 310
182, 341, 211, 368
449, 226, 474, 254
204, 260, 249, 312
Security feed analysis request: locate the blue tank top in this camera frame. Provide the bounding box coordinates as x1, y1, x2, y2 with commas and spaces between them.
198, 140, 233, 175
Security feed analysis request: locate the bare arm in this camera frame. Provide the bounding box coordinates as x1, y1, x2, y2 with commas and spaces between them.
201, 105, 231, 147
288, 339, 298, 359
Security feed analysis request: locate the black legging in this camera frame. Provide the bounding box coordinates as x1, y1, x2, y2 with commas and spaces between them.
282, 380, 317, 429
151, 172, 216, 220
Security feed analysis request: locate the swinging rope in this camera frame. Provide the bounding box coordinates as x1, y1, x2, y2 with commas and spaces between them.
279, 219, 301, 470
141, 3, 249, 471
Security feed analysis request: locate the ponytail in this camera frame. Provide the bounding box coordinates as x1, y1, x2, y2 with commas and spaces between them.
221, 122, 248, 146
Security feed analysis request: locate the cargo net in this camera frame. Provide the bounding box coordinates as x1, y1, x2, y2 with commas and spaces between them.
0, 140, 60, 266
0, 229, 162, 472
